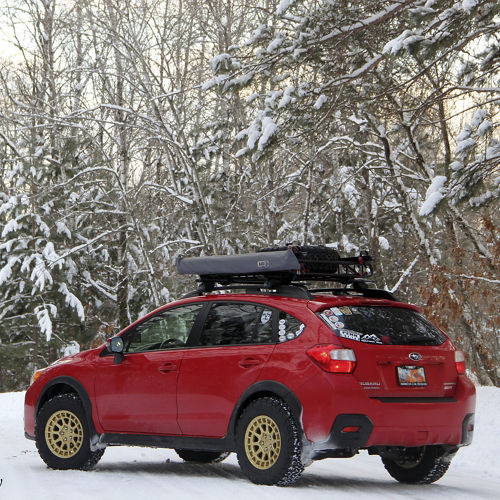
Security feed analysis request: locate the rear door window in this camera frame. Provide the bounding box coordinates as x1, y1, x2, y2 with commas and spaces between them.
198, 303, 275, 346
319, 306, 446, 346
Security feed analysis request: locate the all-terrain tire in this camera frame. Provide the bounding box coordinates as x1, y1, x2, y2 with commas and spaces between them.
259, 245, 340, 274
36, 393, 105, 470
236, 397, 304, 486
381, 446, 452, 484
175, 449, 230, 463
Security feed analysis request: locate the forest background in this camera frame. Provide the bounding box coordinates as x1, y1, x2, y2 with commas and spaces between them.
0, 0, 498, 391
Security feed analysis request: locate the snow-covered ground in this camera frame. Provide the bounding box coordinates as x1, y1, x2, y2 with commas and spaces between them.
1, 387, 499, 499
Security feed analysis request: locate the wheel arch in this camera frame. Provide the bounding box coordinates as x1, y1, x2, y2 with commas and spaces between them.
228, 380, 303, 439
36, 376, 98, 438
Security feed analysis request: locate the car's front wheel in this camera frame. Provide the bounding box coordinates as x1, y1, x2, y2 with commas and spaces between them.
36, 394, 104, 470
381, 445, 452, 484
236, 397, 304, 486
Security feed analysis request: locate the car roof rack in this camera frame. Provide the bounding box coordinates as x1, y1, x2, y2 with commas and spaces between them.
176, 247, 397, 301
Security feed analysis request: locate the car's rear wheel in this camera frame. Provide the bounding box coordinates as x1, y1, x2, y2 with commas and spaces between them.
236, 397, 304, 486
175, 449, 230, 463
381, 445, 452, 484
36, 394, 104, 470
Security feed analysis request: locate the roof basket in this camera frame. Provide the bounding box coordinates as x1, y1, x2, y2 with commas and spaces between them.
176, 245, 376, 299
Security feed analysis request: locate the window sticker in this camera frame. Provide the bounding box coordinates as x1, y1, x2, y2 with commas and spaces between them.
261, 310, 272, 325
320, 312, 338, 330
320, 313, 336, 330
296, 324, 305, 336
286, 332, 295, 340
339, 329, 362, 341
339, 306, 352, 315
331, 307, 343, 316
334, 321, 345, 329
361, 334, 382, 344
279, 335, 286, 342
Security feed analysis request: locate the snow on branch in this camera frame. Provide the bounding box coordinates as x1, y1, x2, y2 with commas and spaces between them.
143, 183, 194, 205
317, 0, 422, 44
276, 0, 297, 16
59, 283, 85, 321
50, 229, 123, 268
419, 175, 447, 216
444, 273, 500, 285
35, 304, 57, 342
390, 255, 420, 293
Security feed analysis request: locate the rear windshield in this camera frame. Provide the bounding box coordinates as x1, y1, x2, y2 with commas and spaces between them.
318, 306, 447, 346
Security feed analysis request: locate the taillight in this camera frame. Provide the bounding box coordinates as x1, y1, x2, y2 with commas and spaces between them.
455, 350, 466, 374
307, 344, 356, 373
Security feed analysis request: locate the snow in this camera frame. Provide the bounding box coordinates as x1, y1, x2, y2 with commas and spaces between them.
202, 74, 229, 90
419, 175, 447, 216
461, 0, 478, 12
471, 109, 487, 127
1, 218, 19, 238
455, 138, 476, 156
210, 53, 232, 72
378, 236, 390, 250
276, 0, 296, 16
0, 257, 17, 285
313, 95, 327, 110
383, 30, 424, 55
62, 341, 80, 357
34, 304, 57, 341
257, 117, 278, 150
59, 283, 85, 321
278, 86, 295, 109
477, 120, 492, 136
1, 387, 499, 499
266, 36, 283, 53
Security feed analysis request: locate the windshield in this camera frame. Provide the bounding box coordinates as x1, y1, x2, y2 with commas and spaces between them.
318, 306, 447, 346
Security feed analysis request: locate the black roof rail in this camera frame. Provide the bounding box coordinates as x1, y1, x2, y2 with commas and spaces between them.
181, 283, 312, 300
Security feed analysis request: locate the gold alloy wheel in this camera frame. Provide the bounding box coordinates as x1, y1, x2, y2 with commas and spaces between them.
244, 415, 281, 470
45, 410, 84, 458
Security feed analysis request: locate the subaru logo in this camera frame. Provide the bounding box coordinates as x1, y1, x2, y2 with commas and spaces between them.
409, 352, 422, 361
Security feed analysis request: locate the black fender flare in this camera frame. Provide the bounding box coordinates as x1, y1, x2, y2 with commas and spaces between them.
227, 380, 303, 440
36, 375, 99, 440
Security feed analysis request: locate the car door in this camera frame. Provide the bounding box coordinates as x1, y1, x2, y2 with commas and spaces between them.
177, 301, 277, 437
94, 303, 204, 435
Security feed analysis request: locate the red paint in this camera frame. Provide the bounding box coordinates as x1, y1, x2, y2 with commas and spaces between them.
25, 292, 476, 452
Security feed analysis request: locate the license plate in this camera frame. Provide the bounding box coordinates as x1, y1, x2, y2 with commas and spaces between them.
397, 366, 427, 386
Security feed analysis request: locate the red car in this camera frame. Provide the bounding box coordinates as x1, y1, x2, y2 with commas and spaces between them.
24, 246, 475, 486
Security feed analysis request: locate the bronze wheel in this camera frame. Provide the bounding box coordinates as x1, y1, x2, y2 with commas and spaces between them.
45, 410, 84, 458
244, 415, 281, 470
236, 397, 304, 486
36, 394, 105, 470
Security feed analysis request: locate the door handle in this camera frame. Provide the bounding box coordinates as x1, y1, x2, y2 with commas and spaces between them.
158, 362, 177, 373
239, 358, 261, 368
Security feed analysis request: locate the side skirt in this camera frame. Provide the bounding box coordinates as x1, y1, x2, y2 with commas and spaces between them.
99, 433, 236, 453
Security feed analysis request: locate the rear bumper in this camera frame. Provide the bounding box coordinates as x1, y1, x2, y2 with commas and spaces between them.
302, 374, 476, 450
313, 410, 474, 452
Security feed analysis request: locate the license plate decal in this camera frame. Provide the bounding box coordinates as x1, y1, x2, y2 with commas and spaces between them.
397, 366, 427, 386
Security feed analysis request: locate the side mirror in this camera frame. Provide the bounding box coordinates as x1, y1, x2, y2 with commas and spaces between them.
106, 337, 125, 365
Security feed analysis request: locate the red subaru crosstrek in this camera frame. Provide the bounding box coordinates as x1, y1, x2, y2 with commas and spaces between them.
25, 246, 475, 486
